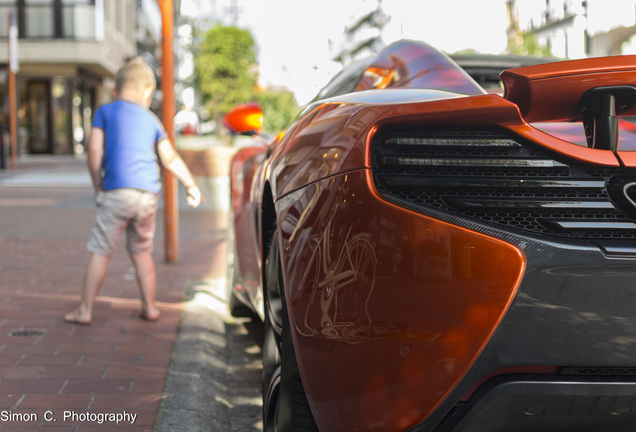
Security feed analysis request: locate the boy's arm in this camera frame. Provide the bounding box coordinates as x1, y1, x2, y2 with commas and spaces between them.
156, 138, 202, 208
87, 127, 105, 193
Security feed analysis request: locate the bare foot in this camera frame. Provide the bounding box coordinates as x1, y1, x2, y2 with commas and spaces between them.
140, 308, 161, 322
63, 309, 92, 326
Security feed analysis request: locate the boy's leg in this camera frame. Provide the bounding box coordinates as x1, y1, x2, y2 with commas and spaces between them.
64, 253, 111, 325
126, 190, 160, 321
65, 190, 125, 325
129, 251, 160, 321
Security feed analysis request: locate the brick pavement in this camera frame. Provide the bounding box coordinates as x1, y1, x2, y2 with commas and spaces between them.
0, 156, 229, 431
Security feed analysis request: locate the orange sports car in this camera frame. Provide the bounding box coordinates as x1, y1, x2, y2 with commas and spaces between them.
225, 40, 636, 432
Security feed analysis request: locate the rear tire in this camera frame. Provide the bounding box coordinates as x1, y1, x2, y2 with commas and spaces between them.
262, 229, 318, 432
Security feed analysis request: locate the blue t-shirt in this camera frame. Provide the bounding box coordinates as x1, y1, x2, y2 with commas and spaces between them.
93, 99, 165, 193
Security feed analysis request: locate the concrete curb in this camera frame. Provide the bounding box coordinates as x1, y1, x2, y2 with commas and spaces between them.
155, 278, 262, 431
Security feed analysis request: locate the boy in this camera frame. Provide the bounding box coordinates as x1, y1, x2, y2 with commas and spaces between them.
64, 57, 202, 325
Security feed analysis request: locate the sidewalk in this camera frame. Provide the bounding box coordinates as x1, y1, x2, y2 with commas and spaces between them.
0, 155, 233, 431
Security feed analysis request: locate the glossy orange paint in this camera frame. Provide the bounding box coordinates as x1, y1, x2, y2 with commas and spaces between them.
223, 102, 264, 134
275, 169, 525, 431
617, 151, 636, 167
502, 55, 636, 122
230, 143, 267, 307
506, 121, 619, 166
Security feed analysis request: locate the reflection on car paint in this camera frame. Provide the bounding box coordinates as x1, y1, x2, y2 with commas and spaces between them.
356, 40, 485, 95
296, 215, 377, 342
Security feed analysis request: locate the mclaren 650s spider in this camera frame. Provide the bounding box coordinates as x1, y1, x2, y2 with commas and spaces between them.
225, 39, 636, 432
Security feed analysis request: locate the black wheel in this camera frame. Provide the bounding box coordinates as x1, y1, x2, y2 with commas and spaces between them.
263, 229, 319, 432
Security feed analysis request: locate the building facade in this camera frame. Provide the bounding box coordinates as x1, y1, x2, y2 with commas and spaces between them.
0, 0, 160, 156
508, 0, 636, 59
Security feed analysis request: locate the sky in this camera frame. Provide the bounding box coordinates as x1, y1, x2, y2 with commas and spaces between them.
180, 0, 510, 105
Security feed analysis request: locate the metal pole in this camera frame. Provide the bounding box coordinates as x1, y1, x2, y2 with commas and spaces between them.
159, 0, 179, 262
8, 67, 15, 168
8, 11, 17, 169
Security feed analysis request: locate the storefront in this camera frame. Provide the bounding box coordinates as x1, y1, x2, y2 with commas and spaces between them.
0, 67, 104, 155
0, 0, 139, 157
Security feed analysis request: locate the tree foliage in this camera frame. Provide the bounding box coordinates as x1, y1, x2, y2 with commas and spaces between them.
195, 25, 258, 122
193, 24, 300, 136
508, 32, 553, 57
256, 89, 299, 135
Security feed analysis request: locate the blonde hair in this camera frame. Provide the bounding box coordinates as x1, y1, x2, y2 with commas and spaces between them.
115, 57, 156, 94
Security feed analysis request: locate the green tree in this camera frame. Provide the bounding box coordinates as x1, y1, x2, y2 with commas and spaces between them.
194, 24, 258, 125
508, 32, 553, 57
256, 89, 299, 135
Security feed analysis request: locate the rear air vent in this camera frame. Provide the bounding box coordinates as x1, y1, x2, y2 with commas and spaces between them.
372, 130, 636, 239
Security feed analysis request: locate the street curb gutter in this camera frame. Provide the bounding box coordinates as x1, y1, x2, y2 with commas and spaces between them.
155, 278, 262, 431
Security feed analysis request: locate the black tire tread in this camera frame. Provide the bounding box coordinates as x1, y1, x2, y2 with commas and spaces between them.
264, 228, 319, 432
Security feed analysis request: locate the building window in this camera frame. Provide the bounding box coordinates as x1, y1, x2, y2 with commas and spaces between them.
0, 1, 17, 38
25, 0, 54, 38
62, 0, 95, 38
0, 0, 97, 39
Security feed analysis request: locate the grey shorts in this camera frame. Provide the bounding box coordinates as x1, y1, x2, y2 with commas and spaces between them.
88, 189, 159, 257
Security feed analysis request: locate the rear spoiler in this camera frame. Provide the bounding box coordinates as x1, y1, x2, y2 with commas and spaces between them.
501, 56, 636, 151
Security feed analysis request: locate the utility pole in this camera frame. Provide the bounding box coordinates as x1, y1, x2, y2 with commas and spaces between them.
230, 0, 238, 26
159, 0, 179, 262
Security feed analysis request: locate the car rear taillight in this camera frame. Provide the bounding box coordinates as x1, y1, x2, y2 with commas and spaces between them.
372, 130, 635, 240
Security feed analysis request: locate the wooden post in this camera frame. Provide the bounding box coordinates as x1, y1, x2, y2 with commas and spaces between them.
159, 0, 178, 262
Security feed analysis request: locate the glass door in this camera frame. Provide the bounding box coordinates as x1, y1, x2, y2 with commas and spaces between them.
27, 80, 52, 154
